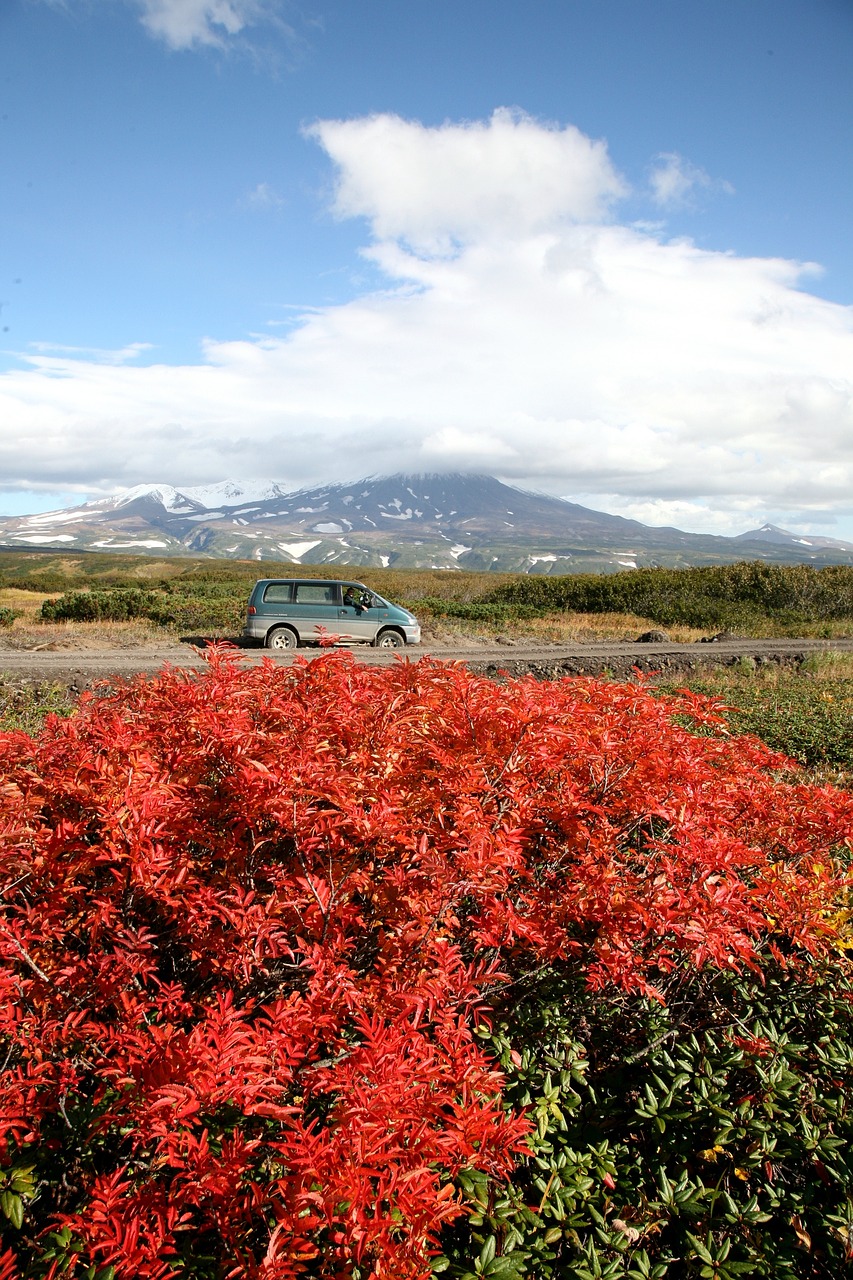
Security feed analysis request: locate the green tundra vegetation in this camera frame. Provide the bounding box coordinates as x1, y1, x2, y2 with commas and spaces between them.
658, 655, 853, 788
2, 550, 853, 638
484, 562, 853, 634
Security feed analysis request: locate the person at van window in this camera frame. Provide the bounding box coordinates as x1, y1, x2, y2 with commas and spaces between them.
343, 587, 365, 612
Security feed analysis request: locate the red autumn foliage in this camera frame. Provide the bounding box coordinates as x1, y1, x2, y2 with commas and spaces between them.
0, 648, 850, 1278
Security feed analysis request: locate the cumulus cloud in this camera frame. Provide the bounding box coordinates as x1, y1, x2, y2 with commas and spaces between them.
306, 109, 627, 251
648, 151, 733, 210
1, 110, 851, 535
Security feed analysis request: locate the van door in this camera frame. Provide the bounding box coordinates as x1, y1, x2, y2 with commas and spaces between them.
338, 585, 379, 643
293, 581, 341, 640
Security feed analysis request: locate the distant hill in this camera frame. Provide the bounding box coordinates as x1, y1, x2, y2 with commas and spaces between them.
2, 474, 853, 573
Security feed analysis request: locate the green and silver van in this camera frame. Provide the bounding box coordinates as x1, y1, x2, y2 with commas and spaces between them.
243, 579, 421, 650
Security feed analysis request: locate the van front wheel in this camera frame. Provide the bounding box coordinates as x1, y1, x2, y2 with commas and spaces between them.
376, 629, 404, 649
266, 626, 299, 650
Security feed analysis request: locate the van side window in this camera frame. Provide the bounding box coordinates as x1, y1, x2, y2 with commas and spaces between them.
294, 583, 339, 604
263, 583, 293, 603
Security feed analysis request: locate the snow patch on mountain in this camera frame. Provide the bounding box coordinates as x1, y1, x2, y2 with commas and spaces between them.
277, 541, 322, 559
13, 533, 77, 543
93, 481, 291, 513
93, 539, 171, 548
22, 510, 97, 526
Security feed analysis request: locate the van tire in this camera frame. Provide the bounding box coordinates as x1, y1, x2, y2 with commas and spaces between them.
375, 628, 404, 649
265, 626, 299, 650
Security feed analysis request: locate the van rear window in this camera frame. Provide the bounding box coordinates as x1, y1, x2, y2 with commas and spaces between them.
295, 583, 338, 604
263, 583, 293, 603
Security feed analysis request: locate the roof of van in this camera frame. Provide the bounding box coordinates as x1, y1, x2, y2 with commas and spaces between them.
252, 577, 367, 585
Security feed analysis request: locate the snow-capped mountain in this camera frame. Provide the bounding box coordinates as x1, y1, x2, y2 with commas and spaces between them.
2, 474, 853, 573
735, 523, 853, 552
91, 481, 292, 514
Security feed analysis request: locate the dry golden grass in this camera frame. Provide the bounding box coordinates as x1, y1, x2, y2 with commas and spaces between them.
422, 611, 707, 645
0, 588, 56, 619
0, 618, 173, 651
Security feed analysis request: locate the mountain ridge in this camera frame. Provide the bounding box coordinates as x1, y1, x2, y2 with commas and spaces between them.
2, 474, 852, 573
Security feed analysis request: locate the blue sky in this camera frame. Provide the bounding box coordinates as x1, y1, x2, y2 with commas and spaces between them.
1, 0, 852, 536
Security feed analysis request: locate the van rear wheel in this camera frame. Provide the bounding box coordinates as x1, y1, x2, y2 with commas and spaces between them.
376, 629, 404, 649
266, 626, 298, 650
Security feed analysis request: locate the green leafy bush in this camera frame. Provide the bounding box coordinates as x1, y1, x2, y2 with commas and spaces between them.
438, 957, 853, 1279
11, 573, 74, 593
408, 597, 541, 623
38, 585, 244, 633
159, 593, 245, 634
40, 588, 167, 624
663, 671, 853, 782
0, 607, 17, 629
486, 563, 853, 632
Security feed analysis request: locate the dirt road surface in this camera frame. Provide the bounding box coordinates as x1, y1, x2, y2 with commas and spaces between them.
2, 635, 852, 691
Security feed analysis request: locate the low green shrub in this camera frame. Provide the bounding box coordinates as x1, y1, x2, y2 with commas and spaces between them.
11, 573, 76, 593
0, 607, 18, 628
40, 588, 166, 623
38, 584, 245, 633
438, 955, 853, 1279
487, 563, 853, 632
159, 594, 245, 634
671, 673, 853, 781
408, 597, 542, 623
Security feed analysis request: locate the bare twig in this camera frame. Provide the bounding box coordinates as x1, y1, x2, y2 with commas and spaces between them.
0, 924, 52, 984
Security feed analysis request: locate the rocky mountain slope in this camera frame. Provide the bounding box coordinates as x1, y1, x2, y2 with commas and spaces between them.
2, 474, 852, 573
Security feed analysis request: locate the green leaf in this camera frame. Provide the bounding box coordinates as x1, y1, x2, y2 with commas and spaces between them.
1, 1190, 23, 1230
479, 1236, 497, 1268
485, 1258, 524, 1279
686, 1233, 714, 1265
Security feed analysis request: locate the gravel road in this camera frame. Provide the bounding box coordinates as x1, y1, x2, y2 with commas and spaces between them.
1, 635, 851, 690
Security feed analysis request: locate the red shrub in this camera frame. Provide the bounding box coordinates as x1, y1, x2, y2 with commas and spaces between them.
0, 649, 850, 1278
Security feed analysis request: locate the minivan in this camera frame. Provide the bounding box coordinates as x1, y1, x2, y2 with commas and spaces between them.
243, 579, 421, 650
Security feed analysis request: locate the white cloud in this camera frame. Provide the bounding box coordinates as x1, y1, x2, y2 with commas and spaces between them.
1, 110, 851, 536
575, 495, 790, 539
136, 0, 273, 49
648, 151, 733, 210
28, 341, 153, 365
306, 109, 627, 252
39, 0, 296, 52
